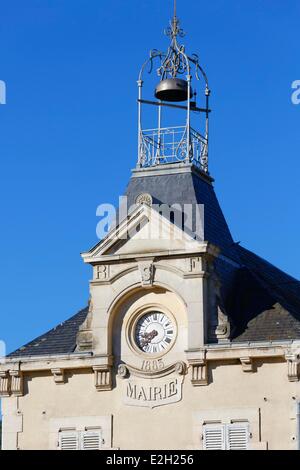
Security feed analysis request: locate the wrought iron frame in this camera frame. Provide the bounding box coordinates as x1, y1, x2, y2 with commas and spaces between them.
137, 3, 211, 173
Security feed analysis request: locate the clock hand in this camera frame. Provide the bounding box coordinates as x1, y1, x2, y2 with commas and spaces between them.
140, 330, 158, 347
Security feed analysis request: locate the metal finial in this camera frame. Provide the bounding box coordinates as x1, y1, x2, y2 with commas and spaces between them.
165, 0, 184, 40
171, 0, 179, 36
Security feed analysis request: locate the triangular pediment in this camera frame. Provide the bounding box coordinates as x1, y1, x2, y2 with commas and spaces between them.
81, 204, 206, 262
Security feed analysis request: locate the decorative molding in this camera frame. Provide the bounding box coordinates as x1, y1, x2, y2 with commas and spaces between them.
118, 361, 186, 380
186, 350, 208, 386
190, 361, 208, 386
118, 364, 128, 379
51, 368, 65, 384
135, 193, 153, 207
93, 365, 112, 392
285, 353, 300, 382
215, 307, 230, 342
0, 371, 10, 397
215, 323, 230, 341
188, 358, 208, 386
9, 370, 23, 397
138, 261, 155, 287
76, 332, 93, 352
209, 309, 231, 343
240, 357, 254, 373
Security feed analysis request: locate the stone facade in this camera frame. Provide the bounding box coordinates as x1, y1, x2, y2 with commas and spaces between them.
3, 0, 300, 451
1, 191, 300, 450
2, 350, 300, 449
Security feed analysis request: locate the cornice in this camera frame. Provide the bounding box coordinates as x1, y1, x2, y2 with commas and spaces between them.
2, 342, 297, 373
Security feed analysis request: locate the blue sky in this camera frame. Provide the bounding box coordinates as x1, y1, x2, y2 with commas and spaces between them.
0, 0, 299, 354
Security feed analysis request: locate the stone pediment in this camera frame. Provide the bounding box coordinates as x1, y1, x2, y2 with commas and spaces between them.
82, 204, 206, 263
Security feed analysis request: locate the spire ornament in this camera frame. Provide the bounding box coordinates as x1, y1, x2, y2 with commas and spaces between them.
165, 0, 185, 41
137, 0, 211, 173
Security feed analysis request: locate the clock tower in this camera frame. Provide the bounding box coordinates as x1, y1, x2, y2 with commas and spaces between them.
2, 1, 300, 451
77, 2, 226, 403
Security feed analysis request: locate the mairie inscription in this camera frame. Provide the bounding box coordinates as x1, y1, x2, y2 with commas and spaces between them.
123, 376, 183, 408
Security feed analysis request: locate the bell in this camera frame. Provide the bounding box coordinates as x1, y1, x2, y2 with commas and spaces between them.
155, 78, 193, 102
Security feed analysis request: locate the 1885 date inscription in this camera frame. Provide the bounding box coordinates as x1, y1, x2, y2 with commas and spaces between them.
141, 359, 164, 372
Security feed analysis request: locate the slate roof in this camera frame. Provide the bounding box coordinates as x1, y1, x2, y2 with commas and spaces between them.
7, 165, 300, 358
231, 246, 300, 341
232, 303, 300, 343
125, 167, 236, 258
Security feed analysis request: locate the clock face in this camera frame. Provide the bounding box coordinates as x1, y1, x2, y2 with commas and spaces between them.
135, 311, 175, 354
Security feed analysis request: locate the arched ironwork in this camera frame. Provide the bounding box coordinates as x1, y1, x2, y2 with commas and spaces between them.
137, 1, 211, 173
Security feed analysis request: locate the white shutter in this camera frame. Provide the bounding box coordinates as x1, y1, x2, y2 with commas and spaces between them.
203, 425, 225, 450
59, 431, 79, 450
81, 431, 102, 450
227, 424, 249, 450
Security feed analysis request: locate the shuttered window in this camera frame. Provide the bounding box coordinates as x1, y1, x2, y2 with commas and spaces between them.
59, 429, 102, 450
59, 432, 79, 451
203, 425, 225, 450
203, 423, 249, 450
82, 431, 102, 450
227, 424, 249, 450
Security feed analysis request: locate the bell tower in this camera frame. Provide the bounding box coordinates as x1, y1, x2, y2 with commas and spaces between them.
78, 0, 233, 398
137, 0, 211, 173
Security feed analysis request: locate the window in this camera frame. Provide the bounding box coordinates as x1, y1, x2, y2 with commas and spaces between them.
203, 423, 249, 450
50, 415, 112, 450
203, 425, 225, 450
82, 431, 102, 450
59, 431, 79, 451
59, 429, 102, 451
